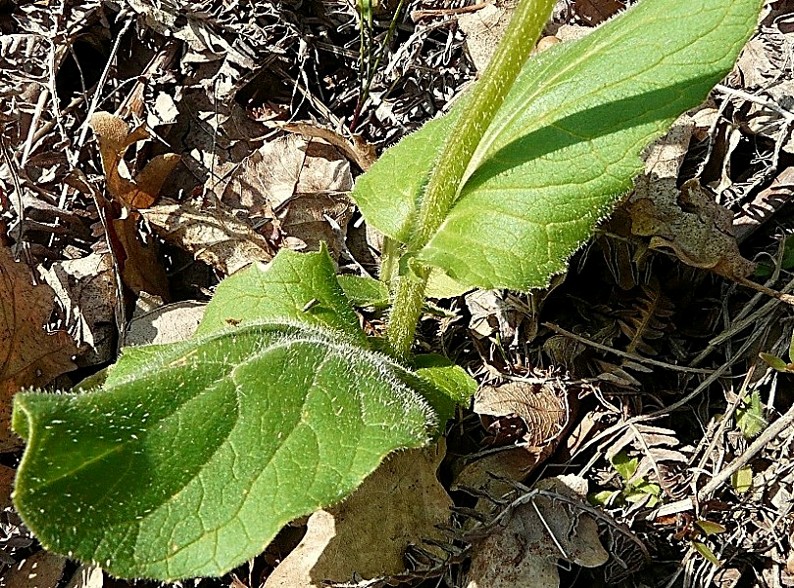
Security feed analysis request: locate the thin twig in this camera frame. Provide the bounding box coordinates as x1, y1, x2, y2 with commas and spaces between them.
542, 322, 715, 374
697, 401, 794, 500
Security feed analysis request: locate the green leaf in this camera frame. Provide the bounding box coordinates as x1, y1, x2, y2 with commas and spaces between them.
610, 450, 638, 481
695, 520, 726, 536
337, 274, 390, 309
352, 0, 761, 290
731, 466, 753, 494
353, 111, 460, 243
692, 540, 721, 567
735, 390, 767, 439
412, 354, 478, 422
759, 352, 790, 372
197, 247, 366, 344
12, 322, 437, 581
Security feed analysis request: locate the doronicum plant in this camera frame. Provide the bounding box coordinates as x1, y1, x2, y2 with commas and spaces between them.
11, 0, 761, 580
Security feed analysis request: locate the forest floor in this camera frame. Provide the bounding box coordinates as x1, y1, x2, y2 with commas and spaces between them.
1, 1, 794, 587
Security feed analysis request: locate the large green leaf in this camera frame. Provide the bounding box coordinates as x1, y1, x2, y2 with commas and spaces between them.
197, 247, 366, 344
352, 0, 762, 290
12, 322, 436, 581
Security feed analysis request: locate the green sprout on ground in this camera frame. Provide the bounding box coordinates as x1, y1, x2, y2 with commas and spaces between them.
11, 0, 762, 580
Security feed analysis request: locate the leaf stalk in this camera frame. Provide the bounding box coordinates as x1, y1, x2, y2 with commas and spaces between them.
386, 0, 555, 359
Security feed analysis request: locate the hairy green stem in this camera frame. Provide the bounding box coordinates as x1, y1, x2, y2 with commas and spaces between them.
386, 0, 555, 359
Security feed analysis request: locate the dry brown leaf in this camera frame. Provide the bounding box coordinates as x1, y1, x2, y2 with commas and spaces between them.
0, 463, 14, 508
281, 122, 377, 171
0, 245, 77, 451
141, 197, 274, 275
452, 446, 540, 509
109, 212, 170, 301
126, 301, 206, 346
571, 0, 627, 26
627, 117, 755, 280
89, 111, 179, 210
265, 442, 452, 587
458, 1, 516, 72
279, 193, 353, 260
221, 135, 306, 212
4, 550, 67, 588
38, 252, 117, 367
466, 475, 609, 588
475, 379, 570, 448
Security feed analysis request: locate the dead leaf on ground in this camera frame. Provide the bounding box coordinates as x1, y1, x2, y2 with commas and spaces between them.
281, 122, 377, 171
458, 1, 516, 72
89, 111, 179, 210
626, 116, 755, 280
265, 442, 452, 587
475, 378, 570, 448
0, 464, 14, 509
570, 0, 627, 26
126, 301, 206, 346
0, 245, 77, 451
38, 252, 117, 366
141, 197, 274, 275
453, 376, 574, 512
85, 114, 176, 300
4, 550, 67, 588
218, 133, 354, 260
465, 475, 609, 588
279, 192, 354, 260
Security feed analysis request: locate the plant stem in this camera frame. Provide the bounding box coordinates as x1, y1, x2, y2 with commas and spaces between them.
386, 0, 555, 360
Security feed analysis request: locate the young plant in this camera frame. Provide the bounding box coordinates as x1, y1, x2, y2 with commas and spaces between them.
11, 0, 761, 581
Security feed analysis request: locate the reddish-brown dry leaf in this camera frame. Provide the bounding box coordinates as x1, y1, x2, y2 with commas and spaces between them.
0, 246, 77, 451
87, 112, 176, 299
89, 111, 179, 210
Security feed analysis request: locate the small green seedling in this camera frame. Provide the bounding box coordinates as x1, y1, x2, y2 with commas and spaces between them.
590, 450, 662, 508
11, 0, 761, 580
735, 390, 768, 439
760, 328, 794, 372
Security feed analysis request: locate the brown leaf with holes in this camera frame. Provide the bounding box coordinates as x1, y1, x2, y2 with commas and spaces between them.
626, 117, 755, 280
0, 246, 77, 451
89, 111, 179, 210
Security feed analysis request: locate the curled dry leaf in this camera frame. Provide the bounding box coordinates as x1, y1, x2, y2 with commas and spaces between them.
0, 245, 76, 451
89, 111, 179, 210
465, 475, 609, 588
280, 122, 377, 172
265, 442, 452, 587
627, 117, 755, 280
88, 113, 178, 300
141, 197, 274, 275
